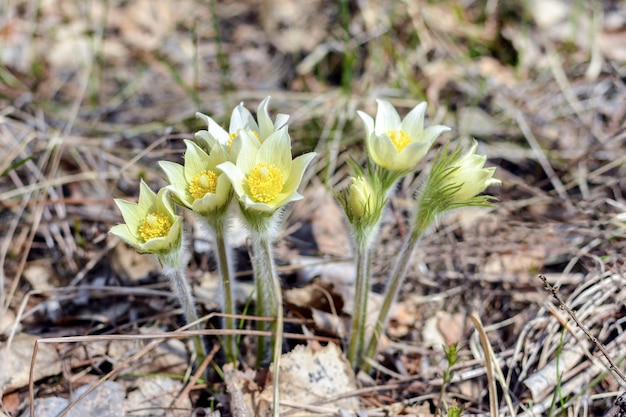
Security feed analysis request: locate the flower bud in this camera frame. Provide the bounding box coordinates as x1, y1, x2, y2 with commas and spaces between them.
348, 176, 374, 219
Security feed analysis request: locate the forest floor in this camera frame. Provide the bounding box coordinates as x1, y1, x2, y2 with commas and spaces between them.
2, 1, 626, 416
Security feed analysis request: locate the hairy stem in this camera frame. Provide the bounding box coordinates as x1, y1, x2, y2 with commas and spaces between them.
212, 223, 237, 363
163, 264, 207, 368
347, 239, 370, 369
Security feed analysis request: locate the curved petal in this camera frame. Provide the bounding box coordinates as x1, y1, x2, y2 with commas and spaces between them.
159, 161, 190, 207
400, 102, 426, 138
138, 180, 157, 210
206, 143, 229, 170
183, 140, 212, 180
230, 102, 258, 133
196, 112, 230, 145
357, 111, 374, 139
271, 190, 304, 209
114, 199, 146, 232
375, 99, 401, 134
281, 152, 316, 196
195, 130, 219, 150
109, 224, 141, 247
240, 195, 277, 213
256, 96, 274, 140
422, 125, 451, 145
235, 130, 262, 173
257, 127, 292, 175
368, 134, 400, 169
396, 141, 432, 170
274, 113, 290, 131
155, 188, 177, 220
159, 161, 185, 187
217, 161, 247, 199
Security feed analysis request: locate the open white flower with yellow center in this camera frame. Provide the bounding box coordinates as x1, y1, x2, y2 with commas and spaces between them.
195, 96, 289, 160
159, 140, 232, 216
110, 181, 182, 255
357, 99, 451, 171
217, 127, 316, 214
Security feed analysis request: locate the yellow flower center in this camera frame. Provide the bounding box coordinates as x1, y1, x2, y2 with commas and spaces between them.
228, 129, 260, 149
137, 212, 171, 242
188, 170, 219, 200
385, 129, 412, 152
246, 162, 283, 203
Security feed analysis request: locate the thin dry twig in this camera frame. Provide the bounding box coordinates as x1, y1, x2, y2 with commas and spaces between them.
539, 274, 626, 385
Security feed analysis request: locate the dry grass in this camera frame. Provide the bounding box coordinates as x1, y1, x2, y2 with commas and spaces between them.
2, 0, 626, 416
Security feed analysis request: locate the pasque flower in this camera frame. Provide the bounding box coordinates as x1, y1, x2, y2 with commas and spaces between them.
159, 140, 232, 216
418, 140, 501, 219
217, 127, 316, 215
195, 96, 289, 159
357, 99, 450, 171
109, 180, 183, 255
361, 140, 500, 371
438, 141, 501, 205
110, 181, 207, 368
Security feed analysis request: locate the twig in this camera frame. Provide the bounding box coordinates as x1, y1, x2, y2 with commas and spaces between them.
539, 274, 626, 384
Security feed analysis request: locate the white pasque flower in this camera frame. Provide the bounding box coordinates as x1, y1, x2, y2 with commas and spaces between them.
357, 99, 450, 171
217, 127, 316, 214
159, 140, 232, 216
195, 96, 289, 159
109, 180, 183, 255
442, 141, 501, 204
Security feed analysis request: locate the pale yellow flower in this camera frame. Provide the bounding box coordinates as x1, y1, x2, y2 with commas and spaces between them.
195, 96, 289, 159
159, 140, 232, 216
357, 99, 450, 171
217, 128, 316, 214
110, 181, 183, 254
443, 141, 501, 203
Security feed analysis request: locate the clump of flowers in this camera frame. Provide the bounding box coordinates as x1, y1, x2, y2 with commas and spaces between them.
339, 99, 499, 370
109, 96, 499, 415
109, 97, 315, 415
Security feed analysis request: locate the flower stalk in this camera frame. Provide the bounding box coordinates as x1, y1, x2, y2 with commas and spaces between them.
361, 141, 500, 371
109, 182, 207, 368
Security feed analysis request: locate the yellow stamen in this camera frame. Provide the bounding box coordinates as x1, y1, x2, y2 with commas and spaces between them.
137, 213, 171, 242
229, 129, 260, 149
385, 129, 412, 152
188, 170, 219, 200
246, 162, 283, 203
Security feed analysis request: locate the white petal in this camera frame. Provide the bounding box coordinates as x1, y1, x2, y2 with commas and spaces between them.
375, 99, 401, 134
218, 162, 247, 199
357, 110, 374, 138
257, 127, 292, 175
400, 102, 426, 137
196, 112, 230, 145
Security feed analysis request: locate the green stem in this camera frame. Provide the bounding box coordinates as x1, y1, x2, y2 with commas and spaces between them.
252, 241, 270, 367
163, 264, 207, 368
347, 239, 370, 369
257, 237, 283, 417
361, 226, 424, 372
213, 224, 237, 363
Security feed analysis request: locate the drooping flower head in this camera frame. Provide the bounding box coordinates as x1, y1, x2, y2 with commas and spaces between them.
357, 99, 450, 171
159, 140, 232, 217
414, 140, 500, 233
109, 181, 183, 255
441, 141, 501, 205
217, 127, 316, 216
195, 96, 289, 160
